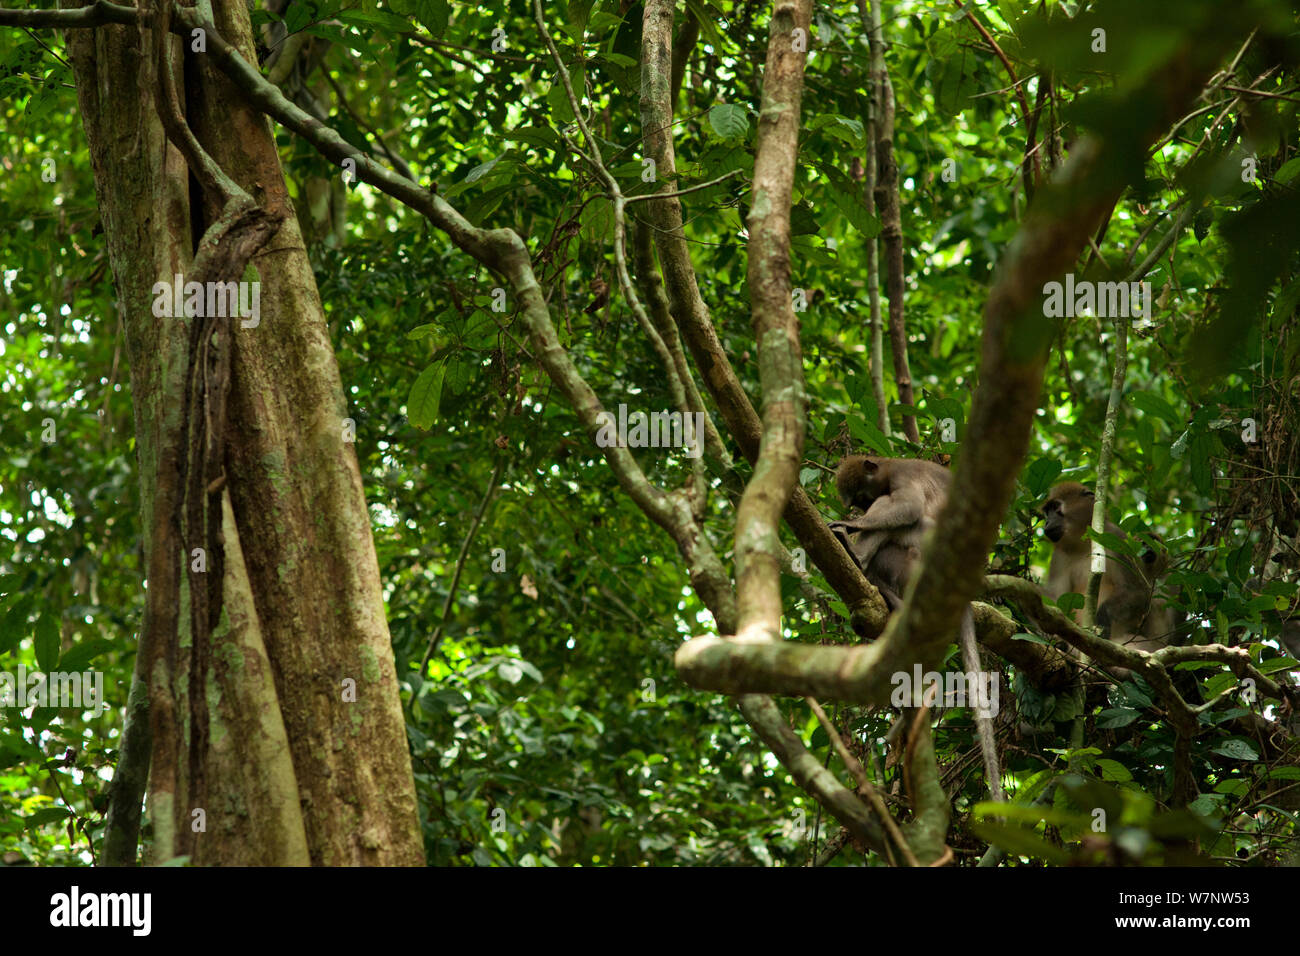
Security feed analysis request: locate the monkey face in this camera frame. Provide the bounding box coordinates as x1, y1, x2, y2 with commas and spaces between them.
1042, 484, 1093, 543
1043, 502, 1066, 542
836, 455, 886, 510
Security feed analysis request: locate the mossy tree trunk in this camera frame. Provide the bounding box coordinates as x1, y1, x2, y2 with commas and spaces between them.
67, 0, 423, 866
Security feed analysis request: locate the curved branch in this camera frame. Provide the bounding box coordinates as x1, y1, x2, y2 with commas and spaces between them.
734, 0, 812, 642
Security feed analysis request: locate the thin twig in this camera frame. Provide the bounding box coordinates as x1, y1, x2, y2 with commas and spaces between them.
621, 168, 742, 204
415, 457, 505, 683
807, 697, 920, 866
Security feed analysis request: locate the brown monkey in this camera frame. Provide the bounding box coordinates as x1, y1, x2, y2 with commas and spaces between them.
828, 455, 1003, 802
1041, 482, 1173, 655
829, 456, 950, 608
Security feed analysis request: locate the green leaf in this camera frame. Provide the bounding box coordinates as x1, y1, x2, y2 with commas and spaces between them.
586, 10, 624, 34
516, 661, 543, 682
1010, 632, 1050, 645
406, 323, 440, 341
1024, 457, 1063, 497
580, 199, 612, 243
34, 614, 60, 671
1090, 529, 1134, 556
826, 171, 881, 238
598, 52, 639, 69
336, 9, 413, 33
1096, 708, 1139, 729
506, 126, 561, 154
283, 3, 313, 33
0, 595, 35, 656
461, 153, 504, 186
443, 357, 474, 395
407, 361, 447, 430
1126, 390, 1179, 424
969, 821, 1073, 864
1170, 429, 1190, 459
808, 114, 866, 149
1276, 157, 1300, 185
567, 0, 595, 35
790, 202, 820, 236
1094, 758, 1134, 782
24, 807, 69, 830
58, 638, 117, 672
684, 0, 725, 48
933, 52, 977, 116
415, 0, 450, 36
304, 23, 375, 55
460, 313, 497, 349
847, 416, 892, 455
708, 104, 749, 141
1210, 739, 1259, 761
1189, 433, 1213, 496
499, 662, 523, 683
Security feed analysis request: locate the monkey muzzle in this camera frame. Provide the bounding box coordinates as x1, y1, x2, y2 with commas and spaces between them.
1044, 518, 1064, 543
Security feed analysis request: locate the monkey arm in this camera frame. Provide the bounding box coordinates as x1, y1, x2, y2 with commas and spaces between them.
1095, 590, 1150, 639
841, 489, 926, 531
826, 492, 918, 567
827, 521, 887, 571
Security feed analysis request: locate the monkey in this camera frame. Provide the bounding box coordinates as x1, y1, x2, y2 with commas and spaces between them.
828, 456, 950, 607
1041, 482, 1174, 658
583, 276, 610, 315
828, 455, 1004, 803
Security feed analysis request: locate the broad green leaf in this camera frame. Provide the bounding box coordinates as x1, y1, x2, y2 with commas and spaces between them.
58, 638, 118, 672
1024, 457, 1063, 497
415, 0, 450, 36
0, 595, 34, 656
461, 154, 504, 185
407, 323, 440, 341
34, 614, 60, 671
337, 9, 412, 33
1126, 390, 1179, 424
1210, 739, 1259, 761
969, 821, 1073, 864
708, 104, 748, 141
407, 361, 447, 430
24, 807, 69, 830
1097, 708, 1140, 729
598, 52, 639, 69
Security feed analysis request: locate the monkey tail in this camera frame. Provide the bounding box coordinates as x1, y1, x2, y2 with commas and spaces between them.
960, 607, 1005, 803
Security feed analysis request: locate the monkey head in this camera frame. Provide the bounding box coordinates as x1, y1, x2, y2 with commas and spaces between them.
1042, 481, 1094, 545
835, 455, 889, 511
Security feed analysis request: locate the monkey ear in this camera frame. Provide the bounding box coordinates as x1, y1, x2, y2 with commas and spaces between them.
1081, 488, 1095, 498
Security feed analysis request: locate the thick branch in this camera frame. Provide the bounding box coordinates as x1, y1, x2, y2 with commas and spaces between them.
869, 0, 919, 444
733, 0, 812, 642
680, 34, 1250, 698
640, 0, 888, 634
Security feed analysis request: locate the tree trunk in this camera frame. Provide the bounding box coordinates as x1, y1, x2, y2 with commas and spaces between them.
870, 0, 919, 444
67, 0, 423, 866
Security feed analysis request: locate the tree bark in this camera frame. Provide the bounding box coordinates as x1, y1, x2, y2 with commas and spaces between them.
67, 0, 423, 865
870, 1, 919, 444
